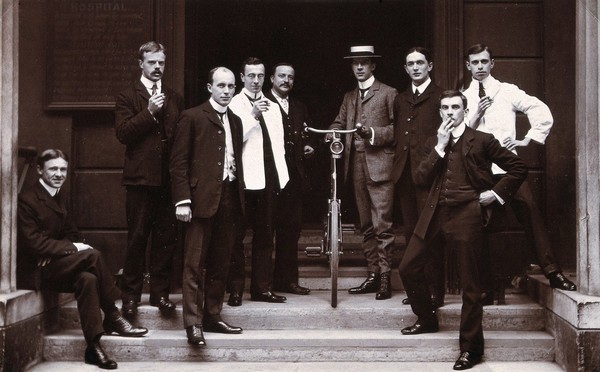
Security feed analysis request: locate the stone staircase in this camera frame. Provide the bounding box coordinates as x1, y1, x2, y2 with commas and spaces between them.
40, 229, 557, 365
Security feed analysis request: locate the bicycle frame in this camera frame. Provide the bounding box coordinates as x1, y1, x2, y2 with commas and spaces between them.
304, 125, 358, 307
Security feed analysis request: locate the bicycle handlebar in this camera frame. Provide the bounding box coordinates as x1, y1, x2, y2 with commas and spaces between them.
304, 123, 361, 135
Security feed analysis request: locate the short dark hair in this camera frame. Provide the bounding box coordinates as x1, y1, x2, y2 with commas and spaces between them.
271, 62, 295, 76
138, 41, 166, 60
37, 149, 69, 168
405, 46, 432, 64
440, 90, 468, 108
240, 57, 264, 75
465, 43, 493, 60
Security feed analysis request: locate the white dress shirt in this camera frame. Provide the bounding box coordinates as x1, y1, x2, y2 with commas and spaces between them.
412, 77, 431, 95
463, 75, 553, 174
140, 75, 161, 95
209, 98, 236, 181
229, 89, 290, 191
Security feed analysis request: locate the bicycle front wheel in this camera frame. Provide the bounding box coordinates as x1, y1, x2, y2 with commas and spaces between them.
328, 200, 341, 308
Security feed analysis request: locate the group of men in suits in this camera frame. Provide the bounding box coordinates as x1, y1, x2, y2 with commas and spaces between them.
16, 41, 578, 370
330, 44, 577, 370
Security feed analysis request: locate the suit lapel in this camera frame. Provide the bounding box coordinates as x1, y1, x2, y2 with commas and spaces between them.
135, 80, 151, 101
203, 102, 224, 129
361, 79, 379, 104
35, 182, 66, 215
462, 127, 475, 157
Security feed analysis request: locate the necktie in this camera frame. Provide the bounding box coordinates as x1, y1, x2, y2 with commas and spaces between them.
478, 82, 486, 98
217, 111, 226, 123
245, 94, 280, 192
151, 83, 158, 96
359, 88, 368, 99
280, 97, 289, 114
413, 88, 420, 101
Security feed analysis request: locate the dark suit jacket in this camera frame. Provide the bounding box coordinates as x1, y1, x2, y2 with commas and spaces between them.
115, 80, 184, 186
170, 101, 245, 218
17, 181, 79, 289
264, 90, 313, 185
330, 79, 398, 182
392, 82, 444, 184
413, 126, 528, 239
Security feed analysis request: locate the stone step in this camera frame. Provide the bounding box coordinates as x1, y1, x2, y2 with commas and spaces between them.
43, 329, 554, 363
59, 291, 546, 332
26, 360, 567, 372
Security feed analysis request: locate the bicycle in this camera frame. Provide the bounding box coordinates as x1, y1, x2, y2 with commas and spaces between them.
304, 124, 359, 307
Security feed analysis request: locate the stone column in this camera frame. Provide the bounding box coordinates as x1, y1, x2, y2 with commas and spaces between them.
0, 0, 19, 294
576, 0, 600, 296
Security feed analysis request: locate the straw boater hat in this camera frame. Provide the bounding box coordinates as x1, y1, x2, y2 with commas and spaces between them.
344, 45, 382, 59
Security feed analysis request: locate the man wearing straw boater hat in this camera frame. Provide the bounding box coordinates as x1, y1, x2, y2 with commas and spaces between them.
329, 45, 398, 300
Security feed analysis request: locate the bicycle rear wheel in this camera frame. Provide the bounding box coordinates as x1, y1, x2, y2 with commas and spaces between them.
328, 200, 341, 308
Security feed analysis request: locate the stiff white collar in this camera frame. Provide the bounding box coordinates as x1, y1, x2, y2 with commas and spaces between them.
358, 75, 375, 90
413, 77, 431, 94
209, 98, 228, 113
140, 75, 161, 93
39, 178, 59, 196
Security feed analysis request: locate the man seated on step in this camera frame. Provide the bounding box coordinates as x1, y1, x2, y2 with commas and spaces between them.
17, 149, 148, 370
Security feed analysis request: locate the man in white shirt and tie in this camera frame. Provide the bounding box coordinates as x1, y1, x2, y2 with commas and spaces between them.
463, 43, 576, 292
227, 57, 289, 305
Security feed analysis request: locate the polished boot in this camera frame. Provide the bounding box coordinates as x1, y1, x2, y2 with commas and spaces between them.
203, 320, 243, 334
548, 272, 577, 291
274, 283, 311, 295
186, 325, 206, 347
401, 318, 439, 335
481, 290, 495, 306
84, 341, 118, 369
103, 311, 148, 337
453, 351, 482, 370
375, 272, 392, 300
227, 291, 243, 306
121, 300, 138, 320
348, 272, 380, 294
431, 289, 445, 309
150, 296, 176, 315
250, 291, 287, 303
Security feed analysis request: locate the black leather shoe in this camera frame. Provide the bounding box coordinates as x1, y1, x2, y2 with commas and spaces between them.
204, 320, 243, 334
402, 297, 410, 305
348, 272, 380, 294
481, 290, 495, 306
549, 272, 577, 291
401, 320, 439, 335
375, 272, 392, 300
431, 291, 445, 309
227, 292, 242, 307
281, 283, 310, 295
103, 312, 148, 337
251, 291, 287, 303
84, 341, 118, 369
150, 297, 176, 315
186, 325, 206, 347
453, 351, 482, 370
121, 300, 138, 319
